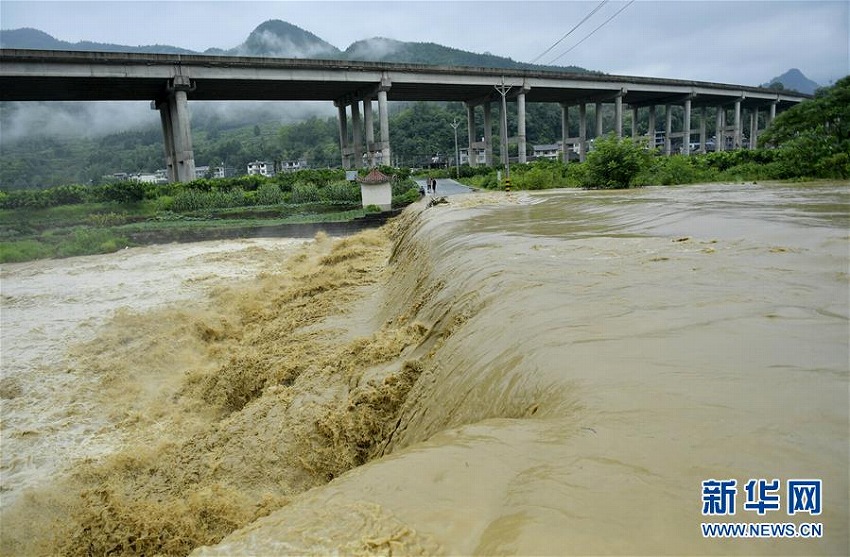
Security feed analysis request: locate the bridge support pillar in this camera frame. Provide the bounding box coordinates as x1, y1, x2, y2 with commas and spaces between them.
466, 103, 477, 167
615, 94, 623, 138
699, 106, 707, 154
364, 98, 375, 166
337, 103, 351, 169
170, 89, 196, 182
561, 103, 569, 164
682, 98, 692, 155
153, 82, 196, 183
579, 103, 587, 162
733, 99, 742, 149
631, 106, 639, 141
664, 104, 672, 156
483, 102, 493, 166
377, 88, 391, 166
750, 108, 759, 149
715, 106, 724, 151
648, 105, 656, 149
517, 91, 527, 163
153, 100, 175, 182
351, 101, 363, 167
595, 102, 603, 138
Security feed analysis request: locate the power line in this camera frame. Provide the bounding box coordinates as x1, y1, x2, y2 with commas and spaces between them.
546, 0, 636, 66
530, 0, 610, 64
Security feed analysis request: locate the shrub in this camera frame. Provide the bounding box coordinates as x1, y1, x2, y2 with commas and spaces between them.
171, 189, 211, 212
49, 184, 90, 205
816, 151, 850, 179
773, 129, 847, 179
55, 228, 128, 258
318, 181, 360, 204
392, 187, 421, 207
512, 162, 566, 190
0, 240, 54, 263
86, 212, 128, 227
290, 183, 320, 204
583, 134, 653, 189
649, 155, 704, 185
391, 177, 419, 197
155, 195, 174, 212
254, 183, 283, 206
97, 180, 145, 203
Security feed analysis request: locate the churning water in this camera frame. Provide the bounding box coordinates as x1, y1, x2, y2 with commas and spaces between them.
1, 182, 847, 555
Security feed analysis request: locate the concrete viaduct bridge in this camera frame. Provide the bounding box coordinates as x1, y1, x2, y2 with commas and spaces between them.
0, 49, 808, 182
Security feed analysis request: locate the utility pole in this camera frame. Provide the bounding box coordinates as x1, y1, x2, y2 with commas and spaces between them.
495, 77, 512, 191
450, 118, 460, 179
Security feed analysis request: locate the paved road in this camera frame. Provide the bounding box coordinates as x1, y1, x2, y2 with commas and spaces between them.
415, 178, 475, 196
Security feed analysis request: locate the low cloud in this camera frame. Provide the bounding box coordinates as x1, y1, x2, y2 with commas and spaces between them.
1, 100, 335, 144
0, 101, 156, 143
236, 30, 337, 58
345, 37, 403, 61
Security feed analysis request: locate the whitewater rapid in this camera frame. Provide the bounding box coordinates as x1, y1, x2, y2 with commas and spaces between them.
1, 183, 848, 556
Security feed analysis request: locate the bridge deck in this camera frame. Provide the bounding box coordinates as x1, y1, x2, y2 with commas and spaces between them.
0, 49, 807, 109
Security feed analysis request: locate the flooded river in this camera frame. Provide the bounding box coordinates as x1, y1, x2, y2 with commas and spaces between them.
1, 182, 847, 555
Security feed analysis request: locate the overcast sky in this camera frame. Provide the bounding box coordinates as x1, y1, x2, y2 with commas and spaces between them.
1, 0, 848, 87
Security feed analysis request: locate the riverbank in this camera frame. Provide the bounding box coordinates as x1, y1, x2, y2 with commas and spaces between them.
0, 202, 402, 263
1, 182, 847, 555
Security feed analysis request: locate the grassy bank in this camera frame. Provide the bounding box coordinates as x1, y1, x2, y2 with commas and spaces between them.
0, 168, 418, 263
423, 143, 848, 192
0, 204, 388, 263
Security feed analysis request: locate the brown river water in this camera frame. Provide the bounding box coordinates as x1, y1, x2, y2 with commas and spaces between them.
1, 182, 847, 555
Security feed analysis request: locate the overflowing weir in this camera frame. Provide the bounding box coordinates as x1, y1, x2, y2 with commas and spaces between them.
1, 183, 847, 555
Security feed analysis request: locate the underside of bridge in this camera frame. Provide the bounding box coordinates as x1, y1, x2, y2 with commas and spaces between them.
0, 49, 808, 180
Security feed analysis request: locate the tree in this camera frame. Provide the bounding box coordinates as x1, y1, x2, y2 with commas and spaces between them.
760, 76, 850, 178
583, 133, 652, 189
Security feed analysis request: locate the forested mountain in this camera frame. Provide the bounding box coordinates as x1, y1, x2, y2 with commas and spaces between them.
762, 68, 822, 95
0, 27, 197, 55
343, 37, 587, 73
231, 20, 342, 58
0, 19, 591, 73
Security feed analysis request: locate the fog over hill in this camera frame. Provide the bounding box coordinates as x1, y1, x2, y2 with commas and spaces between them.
231, 20, 341, 58
0, 18, 594, 145
1, 18, 594, 72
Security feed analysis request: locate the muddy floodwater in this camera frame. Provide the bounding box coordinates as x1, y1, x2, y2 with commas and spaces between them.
1, 182, 847, 555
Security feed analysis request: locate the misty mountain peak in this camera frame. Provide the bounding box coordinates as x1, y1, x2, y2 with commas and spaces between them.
1, 19, 592, 74
763, 68, 821, 95
236, 19, 341, 59
0, 27, 64, 50
345, 37, 404, 61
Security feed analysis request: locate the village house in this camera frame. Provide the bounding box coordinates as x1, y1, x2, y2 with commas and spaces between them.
532, 143, 562, 160
247, 160, 274, 177
459, 141, 487, 165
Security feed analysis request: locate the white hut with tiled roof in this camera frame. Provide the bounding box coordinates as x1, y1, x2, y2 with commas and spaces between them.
358, 168, 392, 211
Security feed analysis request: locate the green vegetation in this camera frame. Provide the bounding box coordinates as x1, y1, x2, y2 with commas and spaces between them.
451, 144, 844, 193
2, 77, 846, 262
0, 168, 419, 263
759, 75, 850, 179
440, 77, 850, 190
583, 135, 654, 189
